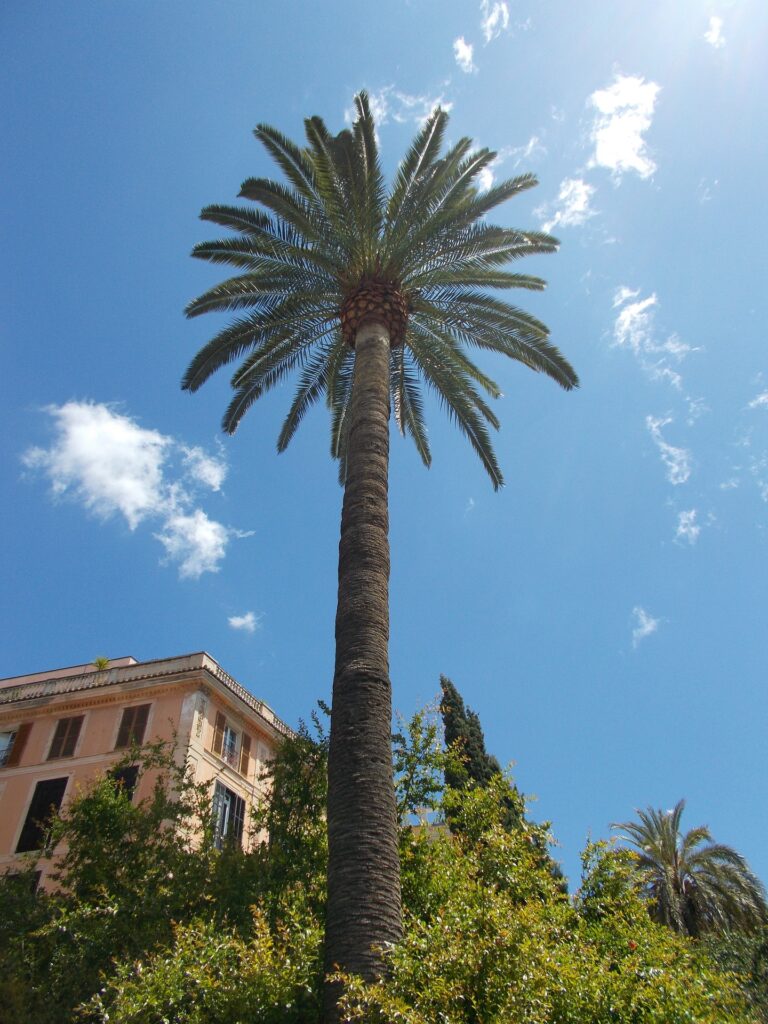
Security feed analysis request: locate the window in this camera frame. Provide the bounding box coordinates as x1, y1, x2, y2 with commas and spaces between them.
0, 723, 32, 768
211, 781, 246, 850
0, 731, 16, 767
211, 712, 252, 776
222, 724, 238, 765
47, 716, 84, 760
115, 704, 150, 749
16, 777, 68, 853
3, 870, 42, 894
109, 764, 139, 800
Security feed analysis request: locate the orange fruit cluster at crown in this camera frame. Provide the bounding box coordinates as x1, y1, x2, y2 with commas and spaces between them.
340, 281, 408, 348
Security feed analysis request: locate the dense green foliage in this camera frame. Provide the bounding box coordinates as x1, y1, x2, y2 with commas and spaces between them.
1, 718, 764, 1023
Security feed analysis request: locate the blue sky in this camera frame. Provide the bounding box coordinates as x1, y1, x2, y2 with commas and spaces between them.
2, 0, 766, 887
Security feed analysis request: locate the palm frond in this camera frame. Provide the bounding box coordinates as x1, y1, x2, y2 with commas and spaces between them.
254, 124, 318, 201
613, 801, 768, 936
184, 92, 576, 482
408, 326, 503, 488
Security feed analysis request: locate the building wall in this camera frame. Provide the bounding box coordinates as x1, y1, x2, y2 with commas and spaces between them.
0, 654, 287, 886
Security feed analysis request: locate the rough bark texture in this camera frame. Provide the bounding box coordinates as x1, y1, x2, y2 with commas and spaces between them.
323, 323, 402, 1022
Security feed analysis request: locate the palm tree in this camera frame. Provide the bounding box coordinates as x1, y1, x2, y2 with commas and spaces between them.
614, 799, 767, 937
182, 93, 578, 1012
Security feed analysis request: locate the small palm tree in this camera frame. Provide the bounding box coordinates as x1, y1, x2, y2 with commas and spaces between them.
614, 799, 767, 937
183, 93, 577, 1011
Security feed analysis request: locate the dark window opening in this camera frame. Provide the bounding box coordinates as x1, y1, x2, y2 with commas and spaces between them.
109, 764, 139, 800
212, 781, 246, 850
16, 778, 68, 853
115, 704, 150, 749
3, 869, 42, 894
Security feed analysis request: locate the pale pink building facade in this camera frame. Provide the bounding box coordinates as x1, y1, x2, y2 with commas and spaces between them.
0, 652, 290, 887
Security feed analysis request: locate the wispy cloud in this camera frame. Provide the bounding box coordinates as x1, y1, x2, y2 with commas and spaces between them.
612, 287, 695, 391
588, 73, 660, 179
345, 87, 451, 128
537, 177, 596, 233
675, 509, 701, 545
228, 611, 262, 633
453, 37, 476, 74
704, 16, 725, 49
477, 136, 546, 192
632, 606, 660, 648
646, 415, 692, 485
748, 390, 768, 410
480, 0, 509, 42
697, 177, 718, 204
23, 401, 248, 578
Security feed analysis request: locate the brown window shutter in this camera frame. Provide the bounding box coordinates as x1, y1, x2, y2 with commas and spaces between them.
48, 716, 84, 759
212, 712, 226, 756
115, 705, 150, 749
48, 719, 68, 760
6, 723, 32, 767
115, 708, 133, 749
239, 733, 251, 776
61, 716, 84, 757
132, 704, 149, 745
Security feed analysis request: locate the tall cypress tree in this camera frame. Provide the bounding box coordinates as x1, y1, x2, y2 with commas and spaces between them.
440, 676, 503, 791
439, 675, 566, 890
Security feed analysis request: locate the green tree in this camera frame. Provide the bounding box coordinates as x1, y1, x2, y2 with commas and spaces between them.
702, 926, 768, 1022
439, 675, 565, 890
439, 674, 505, 792
182, 92, 578, 1006
613, 799, 768, 937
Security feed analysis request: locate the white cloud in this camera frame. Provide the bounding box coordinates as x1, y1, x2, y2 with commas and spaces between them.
345, 87, 452, 129
613, 291, 657, 354
697, 177, 718, 204
506, 135, 546, 167
686, 397, 709, 425
23, 403, 170, 529
182, 445, 227, 491
538, 177, 596, 233
704, 16, 725, 49
612, 288, 695, 391
477, 165, 495, 192
588, 74, 660, 179
477, 136, 547, 193
23, 401, 246, 578
748, 390, 768, 410
156, 510, 230, 579
675, 509, 701, 545
646, 415, 692, 485
480, 0, 509, 42
228, 611, 262, 633
453, 37, 476, 74
632, 606, 660, 648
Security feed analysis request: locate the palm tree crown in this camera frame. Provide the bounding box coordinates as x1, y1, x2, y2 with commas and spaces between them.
614, 799, 767, 937
182, 91, 578, 486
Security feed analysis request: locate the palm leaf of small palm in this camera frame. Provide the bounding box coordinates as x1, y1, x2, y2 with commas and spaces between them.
613, 799, 768, 936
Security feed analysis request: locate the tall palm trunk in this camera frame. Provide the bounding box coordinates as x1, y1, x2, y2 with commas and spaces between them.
323, 322, 402, 1019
